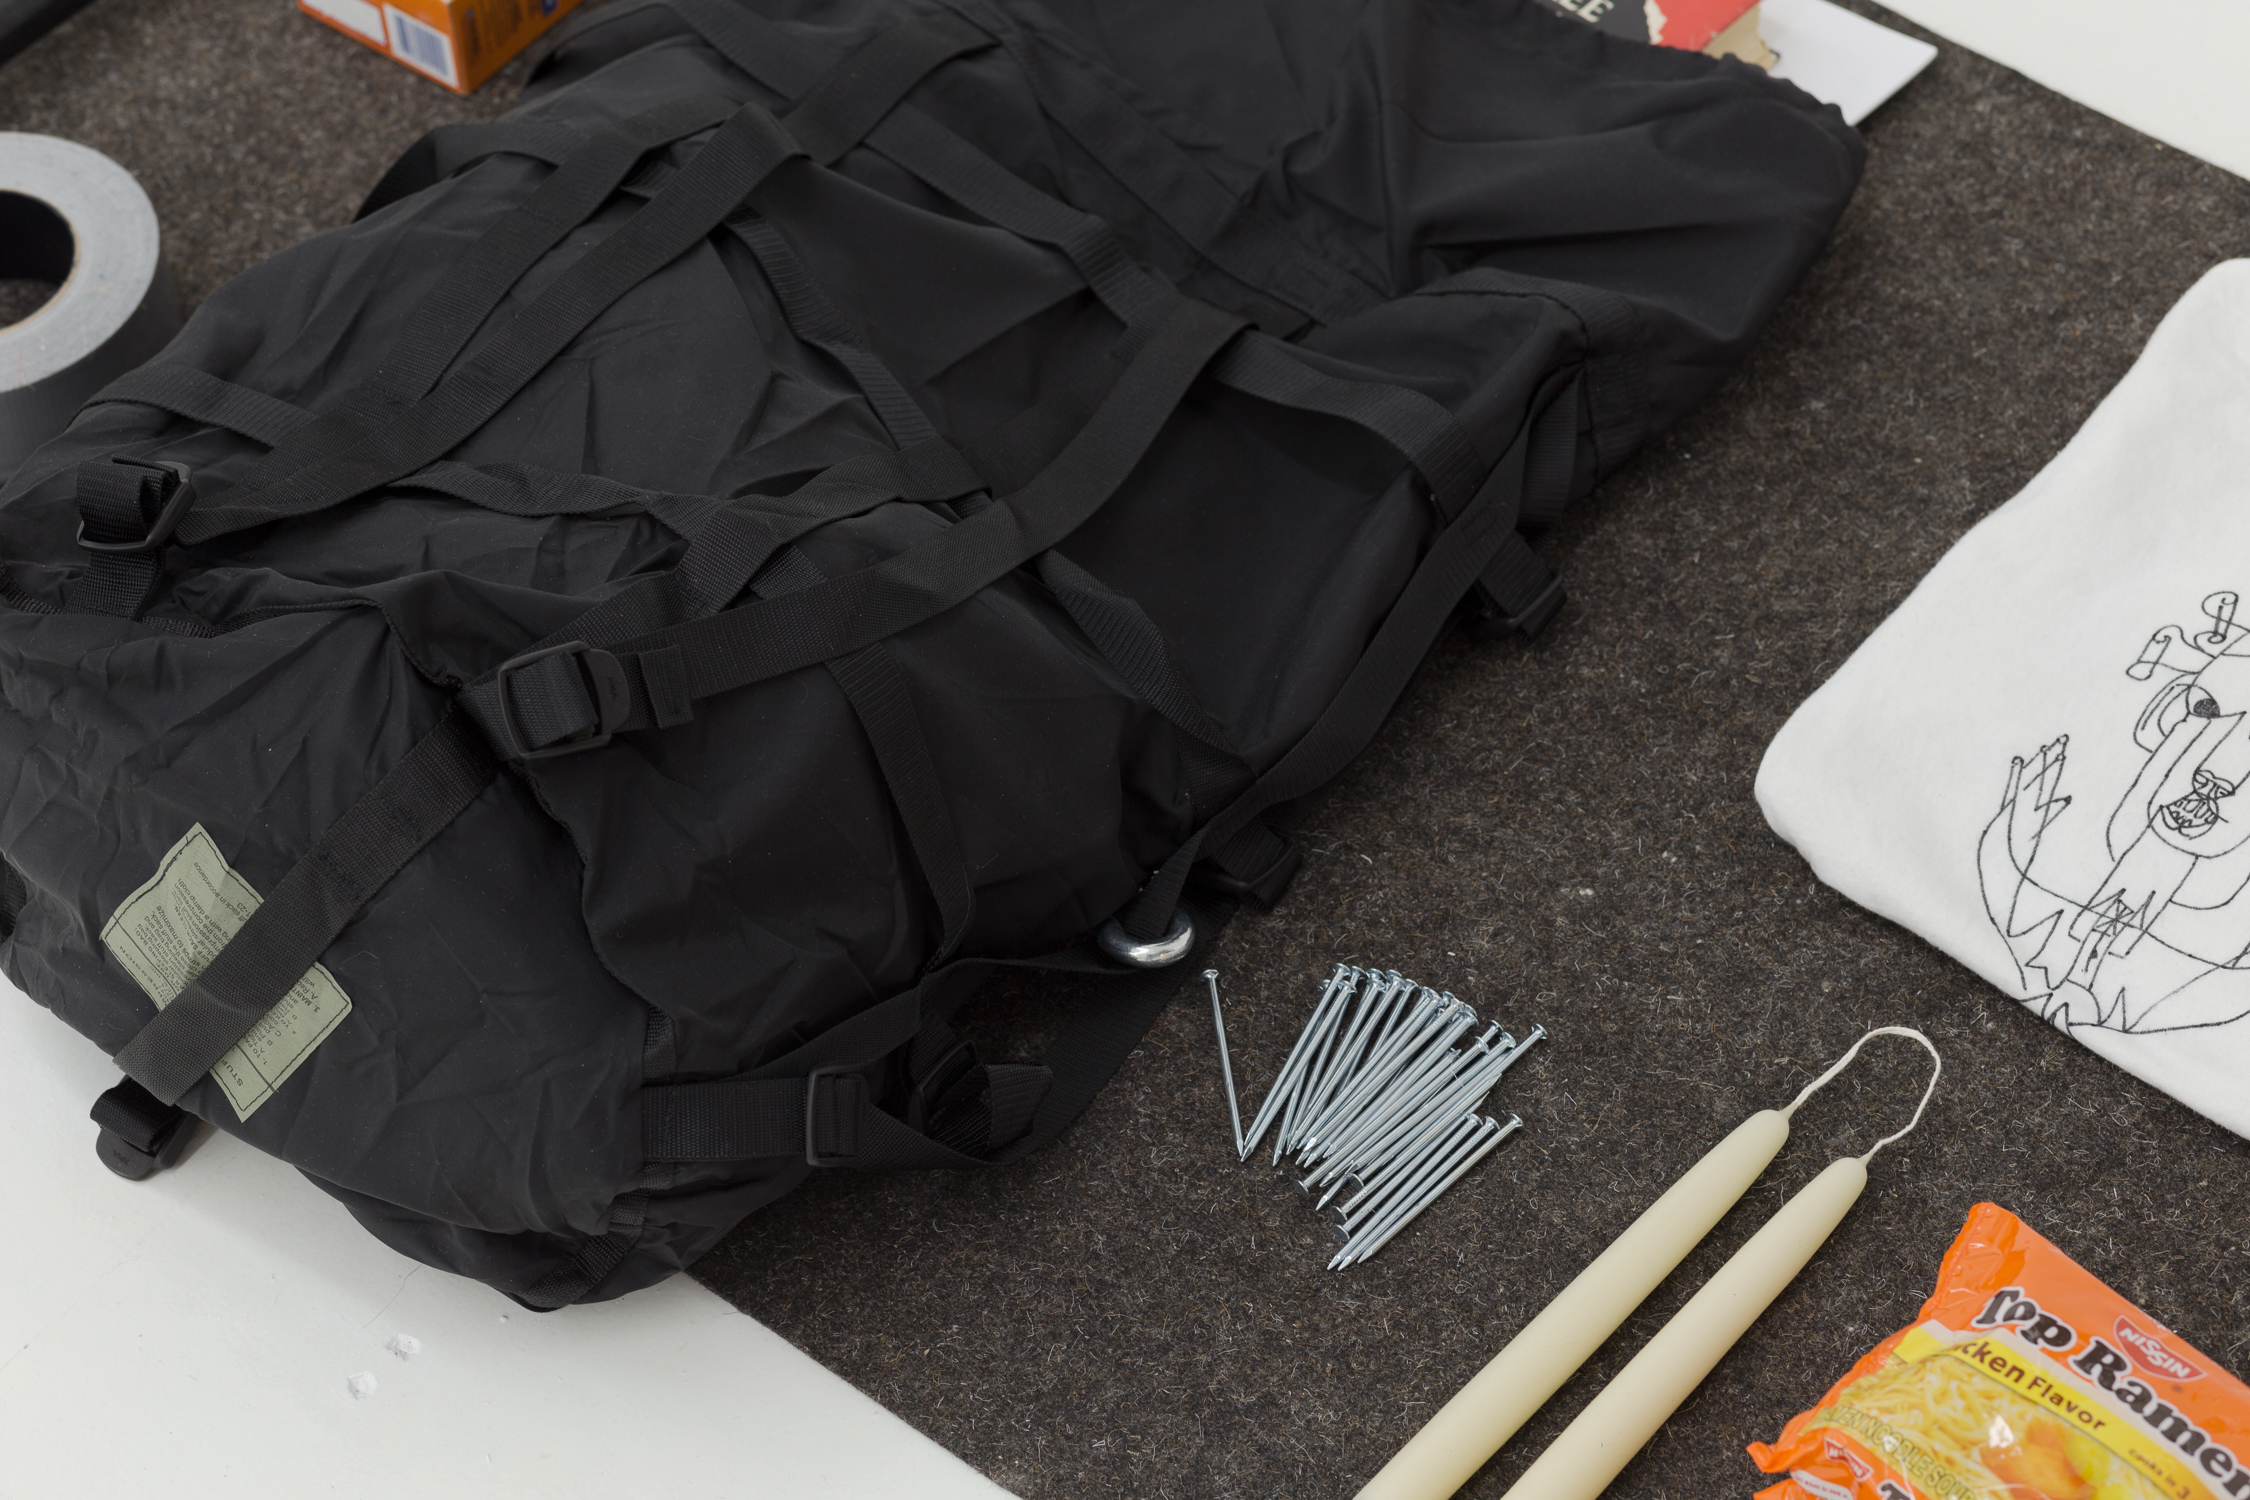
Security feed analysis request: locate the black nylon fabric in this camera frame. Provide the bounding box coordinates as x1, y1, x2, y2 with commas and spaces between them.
0, 0, 1860, 1303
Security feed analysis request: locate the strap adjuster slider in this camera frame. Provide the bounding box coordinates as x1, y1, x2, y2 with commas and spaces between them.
804, 1066, 867, 1167
494, 640, 631, 760
75, 460, 196, 554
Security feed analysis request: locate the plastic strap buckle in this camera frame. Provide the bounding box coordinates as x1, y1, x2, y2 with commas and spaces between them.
904, 1038, 980, 1135
493, 640, 632, 760
1499, 573, 1566, 640
90, 1078, 194, 1181
75, 460, 196, 554
804, 1066, 868, 1167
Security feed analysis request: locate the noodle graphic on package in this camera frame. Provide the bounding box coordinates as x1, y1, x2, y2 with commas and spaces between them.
1750, 1203, 2250, 1500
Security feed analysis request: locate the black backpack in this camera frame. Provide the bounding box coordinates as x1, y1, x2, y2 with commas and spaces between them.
0, 0, 1861, 1304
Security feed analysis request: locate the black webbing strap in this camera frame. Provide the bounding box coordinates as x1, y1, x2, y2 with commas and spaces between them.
1464, 373, 1576, 638
1037, 552, 1247, 817
1471, 530, 1563, 640
0, 857, 24, 938
1208, 333, 1487, 519
112, 709, 500, 1106
724, 211, 937, 446
947, 320, 1486, 526
678, 437, 987, 614
957, 341, 1122, 495
82, 368, 721, 537
948, 316, 1489, 528
960, 1060, 1050, 1153
1415, 267, 1650, 480
1411, 269, 1653, 635
1481, 515, 1562, 604
1213, 434, 1537, 835
876, 107, 1166, 326
356, 94, 743, 413
752, 546, 977, 963
89, 1076, 183, 1152
357, 129, 448, 222
176, 99, 802, 547
656, 0, 1167, 326
463, 296, 1244, 757
641, 985, 924, 1161
396, 461, 720, 536
1518, 376, 1581, 528
778, 10, 993, 166
648, 1074, 805, 1160
515, 1192, 646, 1311
1116, 428, 1542, 940
444, 438, 989, 759
69, 460, 190, 619
641, 892, 1230, 1168
1034, 551, 1232, 752
639, 0, 819, 109
933, 0, 1382, 331
356, 116, 590, 219
826, 642, 977, 963
1034, 550, 1247, 813
86, 364, 315, 448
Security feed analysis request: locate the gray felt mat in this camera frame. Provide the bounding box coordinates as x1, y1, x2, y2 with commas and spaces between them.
7, 4, 2248, 1496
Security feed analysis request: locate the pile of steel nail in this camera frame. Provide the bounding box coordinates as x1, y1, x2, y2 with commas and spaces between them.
1238, 964, 1543, 1269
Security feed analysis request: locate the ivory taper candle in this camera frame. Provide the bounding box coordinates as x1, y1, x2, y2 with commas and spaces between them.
1351, 1109, 1790, 1500
1493, 1156, 1869, 1500
1354, 1026, 1941, 1500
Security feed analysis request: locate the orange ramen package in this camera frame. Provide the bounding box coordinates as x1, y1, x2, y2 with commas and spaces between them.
1750, 1202, 2250, 1500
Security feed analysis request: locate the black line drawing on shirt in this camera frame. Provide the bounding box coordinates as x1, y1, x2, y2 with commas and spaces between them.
1979, 590, 2250, 1035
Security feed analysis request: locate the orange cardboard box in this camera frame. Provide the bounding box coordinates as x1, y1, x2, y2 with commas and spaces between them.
298, 0, 580, 94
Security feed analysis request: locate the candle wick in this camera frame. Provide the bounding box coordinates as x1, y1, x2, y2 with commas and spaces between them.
1776, 1025, 1943, 1164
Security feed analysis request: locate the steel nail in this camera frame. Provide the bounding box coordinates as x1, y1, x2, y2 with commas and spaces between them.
1340, 1022, 1516, 1184
1306, 1003, 1476, 1173
1344, 1115, 1519, 1266
1291, 971, 1403, 1150
1243, 964, 1353, 1161
1329, 1114, 1485, 1267
1297, 986, 1446, 1155
1286, 967, 1366, 1141
1204, 969, 1244, 1157
1340, 1105, 1479, 1219
1274, 967, 1361, 1161
1323, 1025, 1503, 1187
1333, 1114, 1491, 1264
1336, 1112, 1482, 1243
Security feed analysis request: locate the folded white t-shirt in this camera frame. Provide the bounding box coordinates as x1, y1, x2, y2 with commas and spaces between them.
1760, 259, 2250, 1139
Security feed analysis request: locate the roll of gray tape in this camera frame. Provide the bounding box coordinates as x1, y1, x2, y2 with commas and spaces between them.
0, 133, 181, 477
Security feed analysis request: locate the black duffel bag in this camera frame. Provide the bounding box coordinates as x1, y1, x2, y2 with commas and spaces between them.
0, 0, 1861, 1303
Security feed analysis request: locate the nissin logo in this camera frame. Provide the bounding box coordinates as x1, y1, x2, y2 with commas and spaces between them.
2117, 1317, 2205, 1382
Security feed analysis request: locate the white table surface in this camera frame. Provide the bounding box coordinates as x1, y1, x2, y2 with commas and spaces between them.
0, 987, 1011, 1500
1870, 0, 2250, 180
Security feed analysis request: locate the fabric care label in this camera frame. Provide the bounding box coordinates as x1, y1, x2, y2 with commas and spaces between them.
1759, 260, 2250, 1142
101, 824, 351, 1121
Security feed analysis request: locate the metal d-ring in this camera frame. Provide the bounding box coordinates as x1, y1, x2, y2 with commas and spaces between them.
1094, 910, 1195, 968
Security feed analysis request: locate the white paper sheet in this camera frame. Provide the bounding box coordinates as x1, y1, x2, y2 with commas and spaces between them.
1764, 0, 1938, 127
0, 987, 1012, 1500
